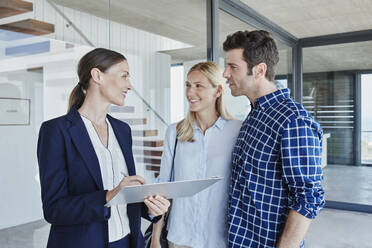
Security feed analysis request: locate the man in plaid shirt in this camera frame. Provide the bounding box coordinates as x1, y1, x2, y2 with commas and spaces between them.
222, 30, 325, 248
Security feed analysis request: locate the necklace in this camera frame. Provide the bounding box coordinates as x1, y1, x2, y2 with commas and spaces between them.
80, 112, 109, 147
80, 112, 107, 127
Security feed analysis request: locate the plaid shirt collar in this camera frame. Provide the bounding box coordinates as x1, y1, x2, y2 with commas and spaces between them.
253, 88, 291, 111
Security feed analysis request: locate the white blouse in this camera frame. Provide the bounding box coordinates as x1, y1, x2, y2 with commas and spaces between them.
81, 115, 130, 242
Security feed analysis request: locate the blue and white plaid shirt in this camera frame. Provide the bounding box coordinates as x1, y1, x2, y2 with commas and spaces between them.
228, 89, 325, 248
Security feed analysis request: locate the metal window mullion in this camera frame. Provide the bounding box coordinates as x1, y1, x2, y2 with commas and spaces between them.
354, 73, 362, 166
207, 0, 219, 62
292, 44, 303, 103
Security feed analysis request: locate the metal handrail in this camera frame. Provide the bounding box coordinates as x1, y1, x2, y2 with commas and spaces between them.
47, 0, 169, 127
47, 0, 94, 47
132, 89, 168, 126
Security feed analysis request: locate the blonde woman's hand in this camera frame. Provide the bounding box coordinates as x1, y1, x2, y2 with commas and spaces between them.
150, 240, 162, 248
144, 195, 170, 217
106, 175, 145, 203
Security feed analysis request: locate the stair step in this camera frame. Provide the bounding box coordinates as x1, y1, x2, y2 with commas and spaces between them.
0, 19, 54, 36
27, 66, 43, 72
132, 130, 158, 137
0, 0, 33, 19
120, 118, 147, 125
109, 105, 134, 113
133, 140, 163, 147
146, 165, 160, 172
136, 157, 161, 165
132, 149, 163, 157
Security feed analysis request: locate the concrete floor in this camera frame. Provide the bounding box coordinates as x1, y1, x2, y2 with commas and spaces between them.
0, 208, 371, 248
305, 209, 372, 248
2, 165, 372, 248
323, 165, 372, 205
0, 220, 48, 248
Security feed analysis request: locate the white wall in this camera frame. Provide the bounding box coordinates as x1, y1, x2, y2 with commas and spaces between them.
170, 65, 185, 123
0, 71, 43, 229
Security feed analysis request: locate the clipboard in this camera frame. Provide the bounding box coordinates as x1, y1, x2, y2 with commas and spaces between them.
105, 176, 223, 207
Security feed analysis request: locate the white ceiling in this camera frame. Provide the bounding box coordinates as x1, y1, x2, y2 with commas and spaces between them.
241, 0, 372, 38
54, 0, 207, 47
52, 0, 372, 73
303, 41, 372, 73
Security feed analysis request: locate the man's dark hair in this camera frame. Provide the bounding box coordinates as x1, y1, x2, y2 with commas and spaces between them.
223, 30, 279, 82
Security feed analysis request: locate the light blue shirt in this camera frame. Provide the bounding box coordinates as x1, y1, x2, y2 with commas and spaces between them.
157, 117, 242, 248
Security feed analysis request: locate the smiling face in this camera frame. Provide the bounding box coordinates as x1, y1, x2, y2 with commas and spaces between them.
99, 60, 132, 106
223, 48, 254, 97
186, 70, 220, 115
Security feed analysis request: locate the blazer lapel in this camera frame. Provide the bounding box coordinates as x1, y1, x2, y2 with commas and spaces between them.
108, 115, 136, 176
67, 107, 104, 190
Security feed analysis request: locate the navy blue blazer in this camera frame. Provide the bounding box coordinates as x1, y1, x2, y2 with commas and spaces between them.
37, 107, 147, 248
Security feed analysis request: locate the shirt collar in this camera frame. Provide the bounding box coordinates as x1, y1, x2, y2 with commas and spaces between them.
193, 116, 226, 131
253, 88, 290, 110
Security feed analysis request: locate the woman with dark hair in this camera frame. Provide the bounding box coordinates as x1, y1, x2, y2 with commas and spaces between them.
37, 48, 170, 248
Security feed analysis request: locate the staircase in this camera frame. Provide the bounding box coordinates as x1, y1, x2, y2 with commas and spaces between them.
0, 0, 54, 41
0, 0, 32, 18
108, 105, 164, 180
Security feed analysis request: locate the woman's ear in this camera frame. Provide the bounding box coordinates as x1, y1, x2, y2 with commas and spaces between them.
90, 68, 103, 85
215, 84, 223, 98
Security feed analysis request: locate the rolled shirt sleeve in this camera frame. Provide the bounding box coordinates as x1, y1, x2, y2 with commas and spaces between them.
280, 116, 325, 219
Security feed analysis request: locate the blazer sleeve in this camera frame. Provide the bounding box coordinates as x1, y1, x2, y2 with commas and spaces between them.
37, 121, 110, 225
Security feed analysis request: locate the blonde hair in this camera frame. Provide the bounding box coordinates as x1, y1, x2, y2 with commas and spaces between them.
176, 61, 234, 142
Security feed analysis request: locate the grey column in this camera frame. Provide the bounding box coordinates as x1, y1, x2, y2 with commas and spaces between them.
354, 73, 361, 166
292, 44, 303, 103
207, 0, 219, 62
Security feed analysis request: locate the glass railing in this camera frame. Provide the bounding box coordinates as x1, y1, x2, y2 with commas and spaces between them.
108, 88, 169, 184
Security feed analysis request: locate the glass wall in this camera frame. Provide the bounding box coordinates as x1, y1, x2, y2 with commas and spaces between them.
0, 0, 207, 237
303, 71, 355, 165
303, 41, 372, 165
303, 40, 372, 205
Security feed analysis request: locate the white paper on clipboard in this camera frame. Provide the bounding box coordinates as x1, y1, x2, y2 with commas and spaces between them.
105, 176, 223, 207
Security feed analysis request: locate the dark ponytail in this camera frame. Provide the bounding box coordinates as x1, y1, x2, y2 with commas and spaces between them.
68, 84, 86, 112
67, 48, 127, 112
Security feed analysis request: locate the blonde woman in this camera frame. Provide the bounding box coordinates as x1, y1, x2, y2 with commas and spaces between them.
150, 62, 242, 248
